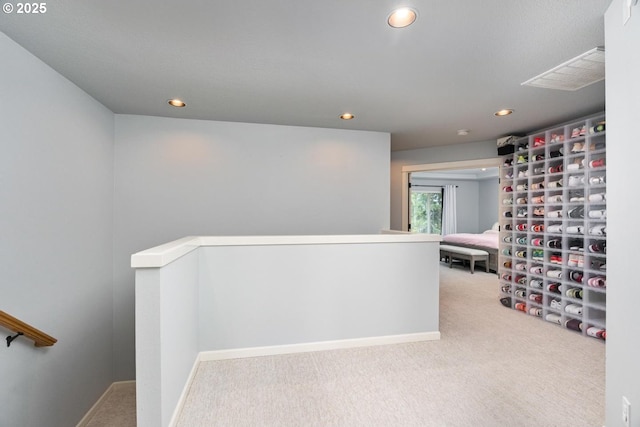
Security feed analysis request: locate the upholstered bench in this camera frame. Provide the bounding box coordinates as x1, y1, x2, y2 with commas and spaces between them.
439, 245, 489, 274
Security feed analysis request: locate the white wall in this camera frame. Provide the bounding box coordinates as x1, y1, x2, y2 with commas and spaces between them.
390, 141, 498, 230
0, 32, 115, 427
113, 115, 391, 378
478, 177, 499, 232
605, 2, 640, 426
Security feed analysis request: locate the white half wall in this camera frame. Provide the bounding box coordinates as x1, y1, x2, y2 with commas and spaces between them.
0, 32, 115, 427
605, 2, 640, 426
114, 115, 391, 379
133, 233, 441, 427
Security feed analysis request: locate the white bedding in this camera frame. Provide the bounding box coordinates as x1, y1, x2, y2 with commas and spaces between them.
442, 230, 499, 250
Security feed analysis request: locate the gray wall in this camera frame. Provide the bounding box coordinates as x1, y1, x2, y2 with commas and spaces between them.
478, 177, 499, 232
113, 114, 391, 379
410, 177, 480, 233
0, 33, 114, 427
390, 141, 498, 230
605, 2, 640, 426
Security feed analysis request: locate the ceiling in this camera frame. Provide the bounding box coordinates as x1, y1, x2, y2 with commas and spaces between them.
0, 0, 610, 151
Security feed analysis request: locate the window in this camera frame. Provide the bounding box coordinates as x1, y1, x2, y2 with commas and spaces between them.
410, 189, 442, 234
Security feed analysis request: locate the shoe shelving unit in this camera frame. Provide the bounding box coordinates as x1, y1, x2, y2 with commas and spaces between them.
498, 112, 606, 341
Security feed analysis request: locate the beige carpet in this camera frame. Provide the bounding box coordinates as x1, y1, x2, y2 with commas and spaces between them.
175, 265, 605, 426
83, 382, 136, 427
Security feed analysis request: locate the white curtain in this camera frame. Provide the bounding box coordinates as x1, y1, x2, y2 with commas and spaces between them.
442, 184, 457, 235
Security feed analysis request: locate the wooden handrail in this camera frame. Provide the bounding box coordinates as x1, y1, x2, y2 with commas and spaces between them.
0, 310, 57, 347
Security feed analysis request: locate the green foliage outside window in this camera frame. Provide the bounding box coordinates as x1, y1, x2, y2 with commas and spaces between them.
410, 191, 442, 234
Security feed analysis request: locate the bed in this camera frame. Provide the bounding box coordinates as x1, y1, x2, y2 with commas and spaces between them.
440, 223, 500, 273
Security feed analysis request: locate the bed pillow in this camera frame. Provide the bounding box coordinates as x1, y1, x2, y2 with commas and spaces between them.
483, 230, 499, 234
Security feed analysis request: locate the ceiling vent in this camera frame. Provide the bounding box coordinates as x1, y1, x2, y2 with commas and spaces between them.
521, 47, 605, 91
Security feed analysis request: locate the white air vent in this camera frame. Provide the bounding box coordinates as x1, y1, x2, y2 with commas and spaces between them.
521, 47, 605, 91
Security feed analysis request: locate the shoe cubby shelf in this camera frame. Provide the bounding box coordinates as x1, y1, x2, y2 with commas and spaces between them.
498, 113, 606, 341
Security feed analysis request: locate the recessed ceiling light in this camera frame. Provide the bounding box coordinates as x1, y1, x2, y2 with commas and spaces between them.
388, 8, 417, 28
457, 129, 470, 136
168, 99, 186, 108
494, 109, 514, 117
340, 113, 355, 120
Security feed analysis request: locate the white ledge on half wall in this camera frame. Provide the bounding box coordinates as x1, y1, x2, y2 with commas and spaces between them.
130, 231, 442, 268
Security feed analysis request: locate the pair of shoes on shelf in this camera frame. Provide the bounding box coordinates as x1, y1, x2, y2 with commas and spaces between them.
566, 225, 584, 234
547, 195, 563, 203
533, 137, 545, 147
589, 209, 606, 219
589, 242, 606, 253
590, 175, 605, 185
569, 191, 584, 202
531, 196, 544, 204
568, 175, 585, 186
549, 254, 562, 264
571, 125, 587, 138
529, 293, 542, 303
590, 158, 605, 168
550, 133, 564, 143
547, 179, 563, 188
546, 209, 563, 218
531, 238, 543, 246
566, 288, 582, 299
531, 182, 544, 190
518, 170, 529, 178
531, 224, 544, 232
547, 224, 562, 233
589, 193, 606, 202
546, 239, 561, 249
587, 277, 606, 287
566, 158, 584, 171
569, 271, 583, 283
547, 283, 562, 294
568, 254, 584, 268
568, 206, 584, 219
589, 225, 606, 236
529, 265, 543, 274
550, 298, 563, 309
548, 164, 563, 174
547, 269, 562, 279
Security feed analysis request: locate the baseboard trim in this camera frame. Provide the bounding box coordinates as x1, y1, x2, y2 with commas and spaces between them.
76, 380, 136, 427
199, 331, 441, 362
168, 355, 200, 427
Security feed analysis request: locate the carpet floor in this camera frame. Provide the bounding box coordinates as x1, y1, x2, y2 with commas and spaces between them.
174, 265, 605, 426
